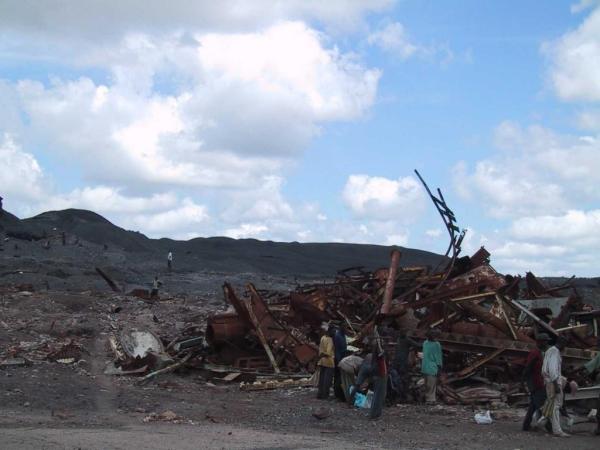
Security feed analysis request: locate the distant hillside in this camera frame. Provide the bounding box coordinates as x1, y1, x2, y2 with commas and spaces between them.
1, 208, 446, 275
21, 209, 151, 252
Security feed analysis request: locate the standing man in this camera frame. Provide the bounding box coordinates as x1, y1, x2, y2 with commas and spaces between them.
391, 330, 421, 402
539, 336, 569, 437
421, 329, 443, 404
167, 250, 173, 272
583, 346, 600, 435
316, 325, 335, 399
369, 332, 388, 420
333, 325, 347, 401
522, 333, 550, 431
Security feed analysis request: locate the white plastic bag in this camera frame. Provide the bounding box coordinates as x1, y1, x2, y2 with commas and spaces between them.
474, 410, 493, 425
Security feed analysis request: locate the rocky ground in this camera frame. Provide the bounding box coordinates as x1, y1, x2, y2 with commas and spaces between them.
1, 287, 599, 450
1, 209, 600, 449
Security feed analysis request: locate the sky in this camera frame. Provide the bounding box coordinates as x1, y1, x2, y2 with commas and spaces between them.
1, 0, 600, 276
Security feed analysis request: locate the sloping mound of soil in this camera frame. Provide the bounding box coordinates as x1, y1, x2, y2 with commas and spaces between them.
22, 209, 151, 252
3, 208, 446, 276
0, 210, 46, 241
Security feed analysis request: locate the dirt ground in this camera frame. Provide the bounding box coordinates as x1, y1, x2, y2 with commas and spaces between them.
1, 285, 599, 450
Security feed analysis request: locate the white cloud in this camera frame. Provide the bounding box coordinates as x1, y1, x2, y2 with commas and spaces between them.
577, 109, 600, 129
454, 121, 600, 218
9, 22, 379, 192
0, 1, 394, 44
453, 118, 600, 275
571, 0, 600, 14
124, 198, 209, 236
0, 1, 397, 247
545, 6, 600, 102
509, 210, 600, 246
219, 176, 294, 223
367, 21, 454, 64
494, 242, 570, 258
0, 134, 46, 207
224, 223, 269, 239
453, 159, 567, 218
425, 228, 442, 238
45, 187, 178, 215
342, 174, 425, 220
367, 22, 419, 59
384, 232, 409, 246
197, 22, 381, 122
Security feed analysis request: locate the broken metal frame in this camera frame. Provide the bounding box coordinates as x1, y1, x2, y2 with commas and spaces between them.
392, 171, 466, 308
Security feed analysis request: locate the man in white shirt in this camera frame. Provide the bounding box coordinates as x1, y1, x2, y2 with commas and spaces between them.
167, 251, 173, 272
539, 336, 569, 437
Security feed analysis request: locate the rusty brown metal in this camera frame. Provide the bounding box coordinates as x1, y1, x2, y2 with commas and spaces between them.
246, 284, 318, 371
470, 246, 491, 268
380, 249, 401, 315
205, 312, 248, 345
458, 300, 533, 343
196, 174, 600, 399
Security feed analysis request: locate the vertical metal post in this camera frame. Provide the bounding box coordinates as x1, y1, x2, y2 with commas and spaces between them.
381, 249, 401, 315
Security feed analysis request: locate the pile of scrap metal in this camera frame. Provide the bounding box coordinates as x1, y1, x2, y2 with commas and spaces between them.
202, 171, 599, 403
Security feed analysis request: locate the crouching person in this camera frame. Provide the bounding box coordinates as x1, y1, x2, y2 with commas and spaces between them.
338, 353, 364, 404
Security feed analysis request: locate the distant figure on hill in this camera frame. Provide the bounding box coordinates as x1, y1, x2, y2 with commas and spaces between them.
167, 250, 173, 272
151, 276, 162, 299
0, 195, 3, 212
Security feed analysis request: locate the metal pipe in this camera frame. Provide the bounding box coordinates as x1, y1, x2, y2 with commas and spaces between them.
381, 249, 401, 314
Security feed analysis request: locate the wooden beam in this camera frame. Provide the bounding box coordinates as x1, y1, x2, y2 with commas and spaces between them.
510, 299, 558, 336
455, 347, 506, 378
450, 292, 496, 303
496, 295, 518, 340
245, 299, 280, 374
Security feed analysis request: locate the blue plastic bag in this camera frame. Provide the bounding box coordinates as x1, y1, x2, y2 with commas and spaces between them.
354, 392, 367, 408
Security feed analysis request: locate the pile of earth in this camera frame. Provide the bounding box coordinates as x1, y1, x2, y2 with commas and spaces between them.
0, 208, 447, 276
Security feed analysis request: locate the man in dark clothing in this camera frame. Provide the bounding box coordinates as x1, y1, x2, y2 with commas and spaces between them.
522, 333, 550, 431
333, 326, 347, 401
583, 344, 600, 435
391, 330, 421, 402
369, 335, 387, 420
348, 347, 387, 420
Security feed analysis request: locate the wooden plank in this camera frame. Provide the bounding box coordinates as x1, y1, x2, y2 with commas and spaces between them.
450, 292, 496, 303
223, 372, 241, 382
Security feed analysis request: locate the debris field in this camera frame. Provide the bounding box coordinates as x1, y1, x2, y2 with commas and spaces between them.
1, 172, 599, 449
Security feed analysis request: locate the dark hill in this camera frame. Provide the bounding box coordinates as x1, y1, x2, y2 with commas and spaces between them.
22, 209, 151, 252
147, 236, 446, 275
3, 208, 446, 275
0, 210, 46, 241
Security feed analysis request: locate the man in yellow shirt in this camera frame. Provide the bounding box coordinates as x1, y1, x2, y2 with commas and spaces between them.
317, 325, 335, 399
